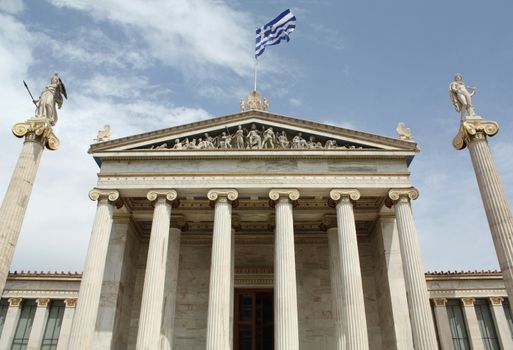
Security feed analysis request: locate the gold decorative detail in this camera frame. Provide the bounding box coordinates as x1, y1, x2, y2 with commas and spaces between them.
36, 298, 50, 307
453, 118, 499, 150
433, 298, 447, 307
88, 188, 120, 202
11, 117, 60, 150
207, 189, 239, 202
330, 189, 360, 202
64, 298, 77, 308
490, 297, 503, 305
461, 297, 475, 306
147, 189, 178, 202
268, 189, 300, 201
241, 91, 269, 112
386, 188, 419, 207
8, 297, 22, 307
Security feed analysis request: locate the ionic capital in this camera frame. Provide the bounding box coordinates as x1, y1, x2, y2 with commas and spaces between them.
320, 214, 337, 231
330, 189, 360, 203
207, 189, 239, 202
64, 298, 77, 308
147, 189, 178, 203
269, 189, 300, 201
89, 188, 120, 203
461, 297, 475, 306
432, 298, 447, 307
386, 188, 419, 207
12, 117, 60, 150
490, 296, 504, 306
453, 118, 499, 150
8, 297, 22, 307
36, 298, 50, 307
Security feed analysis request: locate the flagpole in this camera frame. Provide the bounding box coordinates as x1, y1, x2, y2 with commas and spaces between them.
254, 58, 258, 92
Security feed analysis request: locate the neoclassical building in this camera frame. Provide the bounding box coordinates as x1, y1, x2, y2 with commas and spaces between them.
0, 94, 512, 350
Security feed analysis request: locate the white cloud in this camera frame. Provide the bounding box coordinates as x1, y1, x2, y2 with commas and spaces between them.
0, 0, 24, 14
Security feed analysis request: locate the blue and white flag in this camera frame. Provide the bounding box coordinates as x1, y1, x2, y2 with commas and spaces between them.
255, 9, 296, 58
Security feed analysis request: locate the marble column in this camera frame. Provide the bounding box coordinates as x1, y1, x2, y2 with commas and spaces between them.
0, 118, 59, 295
324, 216, 346, 350
136, 190, 178, 350
432, 298, 454, 350
56, 298, 77, 350
269, 189, 300, 350
27, 298, 50, 350
0, 297, 22, 349
489, 297, 513, 350
206, 189, 238, 350
68, 188, 120, 350
453, 118, 513, 302
386, 188, 438, 350
161, 218, 184, 350
461, 297, 485, 350
329, 189, 369, 349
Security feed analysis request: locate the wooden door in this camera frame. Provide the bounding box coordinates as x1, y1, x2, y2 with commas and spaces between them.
234, 289, 273, 350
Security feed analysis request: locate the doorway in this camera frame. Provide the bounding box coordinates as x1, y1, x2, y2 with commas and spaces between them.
234, 289, 274, 350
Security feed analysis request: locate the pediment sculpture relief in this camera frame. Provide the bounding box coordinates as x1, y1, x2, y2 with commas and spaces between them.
146, 123, 367, 150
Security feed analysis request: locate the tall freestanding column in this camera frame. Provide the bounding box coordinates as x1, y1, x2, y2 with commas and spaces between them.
136, 190, 178, 350
453, 117, 513, 302
0, 118, 59, 295
329, 189, 369, 349
269, 189, 300, 350
68, 188, 120, 350
386, 188, 438, 350
206, 189, 238, 350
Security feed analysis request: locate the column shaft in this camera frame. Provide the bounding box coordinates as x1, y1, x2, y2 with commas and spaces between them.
432, 299, 454, 350
489, 298, 513, 350
56, 299, 76, 350
68, 192, 117, 350
274, 197, 299, 349
136, 197, 173, 350
27, 298, 50, 350
327, 227, 345, 350
0, 140, 44, 294
161, 227, 182, 350
391, 190, 438, 350
206, 197, 233, 349
0, 298, 22, 349
461, 298, 485, 350
467, 137, 513, 301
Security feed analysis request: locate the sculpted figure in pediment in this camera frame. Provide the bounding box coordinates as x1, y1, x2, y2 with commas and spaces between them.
173, 139, 183, 149
234, 125, 245, 149
262, 127, 275, 149
325, 140, 337, 149
292, 133, 308, 149
218, 132, 233, 149
247, 124, 262, 149
278, 131, 289, 148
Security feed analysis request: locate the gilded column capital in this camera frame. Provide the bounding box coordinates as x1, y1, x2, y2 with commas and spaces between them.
490, 296, 504, 306
12, 117, 60, 150
89, 188, 120, 203
320, 214, 337, 231
207, 189, 239, 202
461, 297, 476, 306
64, 298, 77, 308
386, 188, 419, 207
432, 298, 447, 307
268, 189, 300, 201
453, 118, 499, 150
36, 298, 50, 307
147, 189, 178, 203
8, 297, 22, 307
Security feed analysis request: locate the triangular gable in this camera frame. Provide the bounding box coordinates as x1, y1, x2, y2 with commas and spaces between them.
89, 111, 418, 153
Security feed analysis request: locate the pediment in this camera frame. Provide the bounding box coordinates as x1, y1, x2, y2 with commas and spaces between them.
89, 111, 418, 154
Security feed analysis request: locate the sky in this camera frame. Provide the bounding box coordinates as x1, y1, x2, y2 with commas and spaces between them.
0, 0, 512, 273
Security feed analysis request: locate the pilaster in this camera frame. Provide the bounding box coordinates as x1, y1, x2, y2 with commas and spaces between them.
56, 299, 76, 350
488, 297, 513, 350
461, 297, 485, 350
26, 298, 50, 350
432, 298, 454, 350
0, 297, 22, 349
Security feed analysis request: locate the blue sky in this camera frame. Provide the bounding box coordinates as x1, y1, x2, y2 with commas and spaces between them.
0, 0, 512, 272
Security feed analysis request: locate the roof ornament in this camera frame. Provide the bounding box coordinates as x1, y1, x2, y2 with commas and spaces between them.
94, 125, 112, 142
240, 91, 269, 112
396, 122, 413, 141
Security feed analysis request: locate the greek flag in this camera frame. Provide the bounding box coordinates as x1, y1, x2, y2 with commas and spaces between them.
255, 9, 296, 58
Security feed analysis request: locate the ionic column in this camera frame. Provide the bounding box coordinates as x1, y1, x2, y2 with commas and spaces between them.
461, 297, 485, 350
269, 189, 300, 350
0, 119, 59, 295
56, 299, 77, 350
489, 297, 513, 350
432, 298, 454, 350
386, 188, 438, 349
68, 188, 120, 350
453, 118, 513, 302
27, 298, 51, 350
206, 189, 238, 350
322, 215, 345, 349
329, 189, 369, 349
229, 216, 240, 350
0, 297, 22, 349
161, 216, 185, 350
136, 190, 178, 350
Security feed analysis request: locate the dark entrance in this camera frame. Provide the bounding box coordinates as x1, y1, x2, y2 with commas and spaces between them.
234, 289, 274, 350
